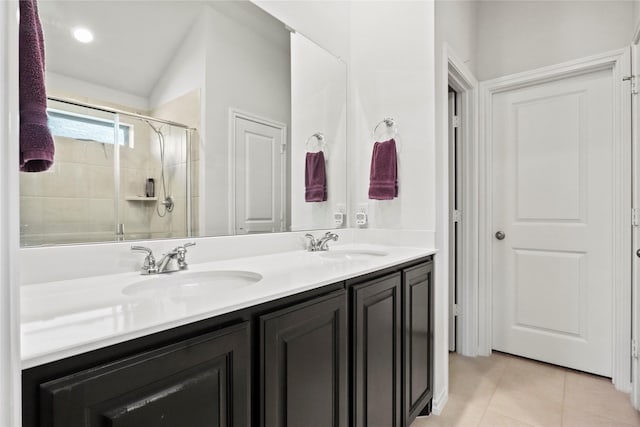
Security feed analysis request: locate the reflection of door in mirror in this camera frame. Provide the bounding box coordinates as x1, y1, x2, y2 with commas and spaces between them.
232, 114, 286, 235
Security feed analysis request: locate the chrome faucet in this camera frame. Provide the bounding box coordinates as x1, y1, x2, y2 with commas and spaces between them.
131, 242, 196, 275
305, 232, 339, 252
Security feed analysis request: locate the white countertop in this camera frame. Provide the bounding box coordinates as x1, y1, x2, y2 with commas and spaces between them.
21, 244, 435, 369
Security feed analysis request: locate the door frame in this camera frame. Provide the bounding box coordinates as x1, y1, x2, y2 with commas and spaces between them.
0, 1, 21, 425
445, 45, 480, 358
478, 48, 632, 391
228, 108, 287, 235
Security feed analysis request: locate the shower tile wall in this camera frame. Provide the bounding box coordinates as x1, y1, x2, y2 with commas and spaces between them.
19, 91, 197, 245
151, 90, 200, 238
20, 136, 116, 244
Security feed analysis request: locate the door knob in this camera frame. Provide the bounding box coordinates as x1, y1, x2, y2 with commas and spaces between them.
637, 249, 640, 258
495, 231, 506, 240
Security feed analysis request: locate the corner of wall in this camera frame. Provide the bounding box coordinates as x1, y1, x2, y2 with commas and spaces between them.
1, 0, 23, 424
431, 386, 449, 416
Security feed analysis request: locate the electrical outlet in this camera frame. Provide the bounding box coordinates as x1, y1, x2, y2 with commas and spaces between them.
334, 204, 346, 227
356, 203, 368, 226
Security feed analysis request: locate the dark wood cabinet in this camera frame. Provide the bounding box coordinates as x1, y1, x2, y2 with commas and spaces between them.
352, 273, 403, 427
259, 290, 348, 427
23, 257, 434, 427
403, 261, 434, 425
38, 322, 251, 427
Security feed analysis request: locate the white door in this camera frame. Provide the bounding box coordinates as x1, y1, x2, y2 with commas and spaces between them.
491, 67, 615, 376
234, 116, 285, 234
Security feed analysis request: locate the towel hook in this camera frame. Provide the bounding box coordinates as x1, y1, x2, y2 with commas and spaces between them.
373, 118, 397, 137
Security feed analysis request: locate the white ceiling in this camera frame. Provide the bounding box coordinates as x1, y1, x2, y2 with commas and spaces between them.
39, 1, 206, 98
38, 0, 290, 102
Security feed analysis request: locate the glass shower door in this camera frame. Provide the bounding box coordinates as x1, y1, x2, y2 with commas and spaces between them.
19, 98, 117, 246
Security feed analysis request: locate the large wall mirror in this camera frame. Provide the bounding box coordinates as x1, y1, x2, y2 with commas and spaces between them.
19, 0, 347, 246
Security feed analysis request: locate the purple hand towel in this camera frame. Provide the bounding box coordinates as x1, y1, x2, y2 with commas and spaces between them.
368, 138, 398, 200
19, 0, 55, 172
305, 151, 327, 202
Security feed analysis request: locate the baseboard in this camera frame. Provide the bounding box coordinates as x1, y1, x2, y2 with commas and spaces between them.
430, 387, 448, 416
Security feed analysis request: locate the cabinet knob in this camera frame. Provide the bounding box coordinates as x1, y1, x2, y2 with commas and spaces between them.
495, 231, 506, 241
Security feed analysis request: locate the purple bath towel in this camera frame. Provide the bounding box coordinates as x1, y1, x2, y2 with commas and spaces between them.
19, 0, 54, 172
368, 138, 398, 200
305, 151, 327, 202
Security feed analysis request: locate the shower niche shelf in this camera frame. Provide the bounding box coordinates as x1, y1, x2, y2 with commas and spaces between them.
125, 196, 158, 202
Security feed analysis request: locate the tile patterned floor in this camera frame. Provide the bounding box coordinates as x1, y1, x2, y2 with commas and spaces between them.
411, 352, 640, 427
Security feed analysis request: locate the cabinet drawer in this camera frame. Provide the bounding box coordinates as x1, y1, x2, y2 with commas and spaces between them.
39, 322, 251, 427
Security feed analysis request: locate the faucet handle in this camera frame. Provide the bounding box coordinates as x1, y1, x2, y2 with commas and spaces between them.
175, 242, 196, 269
131, 246, 157, 274
305, 233, 318, 252
175, 242, 196, 254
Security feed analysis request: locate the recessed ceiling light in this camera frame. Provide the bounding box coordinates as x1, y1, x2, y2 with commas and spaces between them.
72, 27, 93, 44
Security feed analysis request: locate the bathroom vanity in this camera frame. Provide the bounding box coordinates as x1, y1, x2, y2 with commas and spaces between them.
21, 246, 434, 427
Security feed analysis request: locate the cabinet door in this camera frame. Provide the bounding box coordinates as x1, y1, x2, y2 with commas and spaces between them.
39, 322, 251, 427
352, 273, 402, 427
403, 262, 434, 425
260, 290, 348, 427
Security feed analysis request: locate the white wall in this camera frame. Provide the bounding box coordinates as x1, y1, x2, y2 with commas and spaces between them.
201, 5, 290, 236
349, 0, 440, 404
47, 72, 150, 111
1, 1, 21, 425
349, 1, 436, 231
253, 0, 350, 60
435, 1, 477, 75
149, 13, 206, 110
634, 0, 640, 35
290, 33, 347, 231
476, 0, 635, 81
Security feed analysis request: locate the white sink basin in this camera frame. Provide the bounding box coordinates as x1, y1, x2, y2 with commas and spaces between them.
318, 249, 389, 261
123, 270, 263, 298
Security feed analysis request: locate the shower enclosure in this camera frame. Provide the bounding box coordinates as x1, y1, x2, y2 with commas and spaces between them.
19, 97, 194, 246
